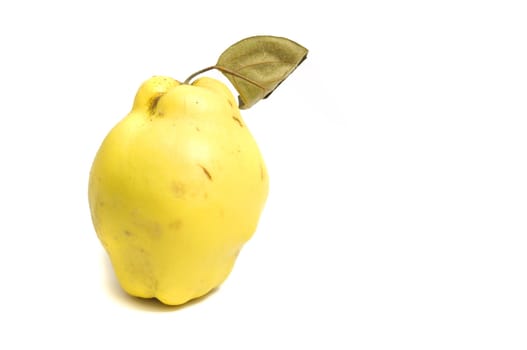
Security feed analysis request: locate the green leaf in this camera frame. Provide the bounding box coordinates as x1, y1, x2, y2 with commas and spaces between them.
216, 35, 308, 109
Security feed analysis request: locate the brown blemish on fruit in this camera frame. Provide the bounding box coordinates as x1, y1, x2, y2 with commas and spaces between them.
124, 230, 132, 236
150, 223, 162, 238
130, 210, 162, 238
233, 247, 241, 259
195, 126, 201, 132
260, 162, 265, 181
199, 165, 213, 181
169, 220, 182, 230
171, 181, 186, 197
232, 115, 243, 127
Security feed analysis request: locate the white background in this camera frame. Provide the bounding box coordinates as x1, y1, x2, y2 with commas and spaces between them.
1, 0, 526, 349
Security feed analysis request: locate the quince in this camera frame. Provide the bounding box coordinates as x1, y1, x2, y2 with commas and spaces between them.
88, 76, 269, 305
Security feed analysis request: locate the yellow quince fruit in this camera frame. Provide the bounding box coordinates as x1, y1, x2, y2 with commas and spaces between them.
88, 76, 269, 305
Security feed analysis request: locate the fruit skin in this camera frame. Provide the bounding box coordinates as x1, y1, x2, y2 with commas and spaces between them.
88, 76, 269, 305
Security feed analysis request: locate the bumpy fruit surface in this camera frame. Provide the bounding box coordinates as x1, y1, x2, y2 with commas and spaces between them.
88, 76, 269, 305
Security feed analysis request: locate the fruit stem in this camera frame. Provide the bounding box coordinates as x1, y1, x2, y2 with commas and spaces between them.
183, 65, 266, 90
